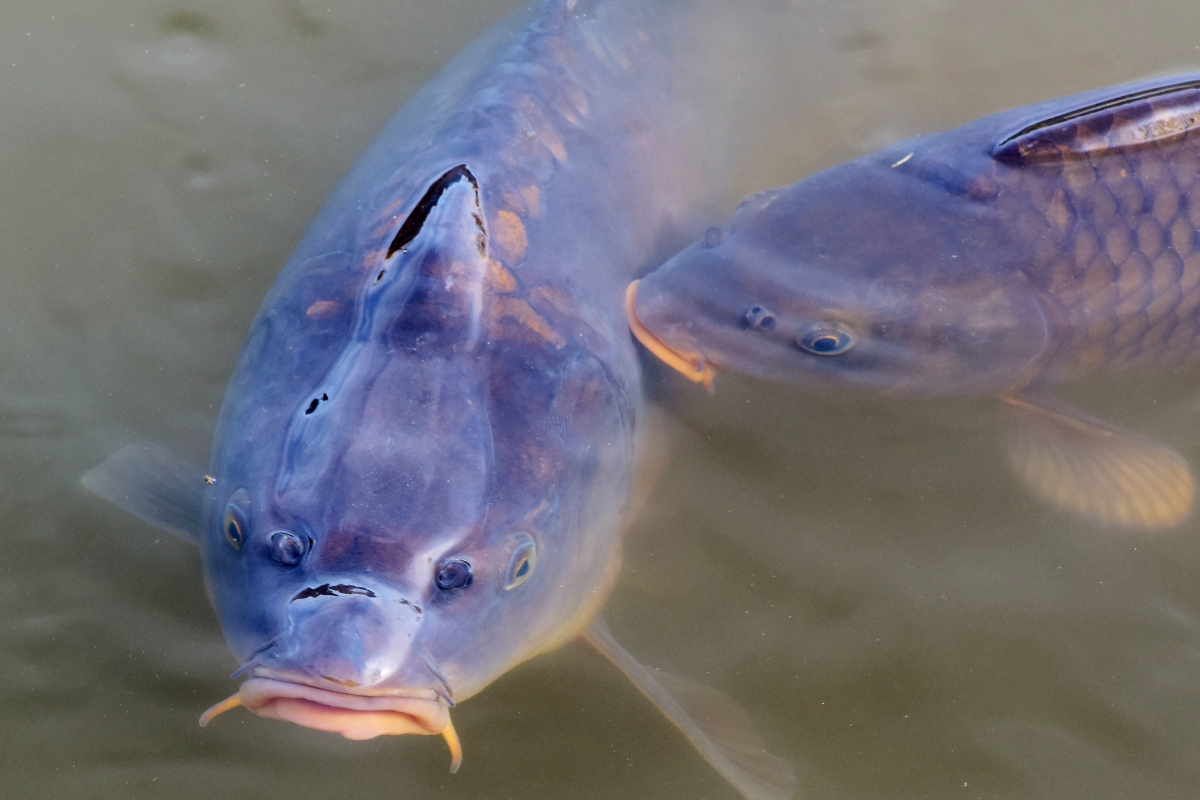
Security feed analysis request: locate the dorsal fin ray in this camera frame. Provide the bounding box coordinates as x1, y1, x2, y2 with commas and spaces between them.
992, 74, 1200, 163
584, 617, 796, 800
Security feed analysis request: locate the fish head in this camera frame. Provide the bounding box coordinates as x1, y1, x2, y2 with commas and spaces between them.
200, 166, 632, 742
632, 147, 1050, 395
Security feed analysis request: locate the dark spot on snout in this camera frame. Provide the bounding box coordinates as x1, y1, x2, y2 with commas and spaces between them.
291, 583, 377, 601
398, 598, 423, 615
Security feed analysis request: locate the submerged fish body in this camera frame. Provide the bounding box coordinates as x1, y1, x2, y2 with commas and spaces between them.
630, 74, 1200, 528
85, 0, 795, 797
203, 1, 666, 711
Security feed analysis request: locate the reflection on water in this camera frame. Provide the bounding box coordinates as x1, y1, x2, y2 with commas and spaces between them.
4, 0, 1200, 797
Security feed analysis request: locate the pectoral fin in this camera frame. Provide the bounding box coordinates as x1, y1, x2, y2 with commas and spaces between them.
81, 442, 207, 543
1002, 394, 1193, 529
583, 617, 796, 800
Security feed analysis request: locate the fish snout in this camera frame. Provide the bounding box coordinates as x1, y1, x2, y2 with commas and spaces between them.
626, 280, 716, 389
264, 579, 425, 690
200, 579, 460, 752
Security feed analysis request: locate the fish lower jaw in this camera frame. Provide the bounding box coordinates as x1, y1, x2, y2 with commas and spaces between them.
625, 281, 716, 391
256, 697, 428, 740
239, 677, 449, 740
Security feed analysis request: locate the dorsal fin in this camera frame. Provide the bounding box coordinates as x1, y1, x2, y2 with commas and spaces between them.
992, 75, 1200, 163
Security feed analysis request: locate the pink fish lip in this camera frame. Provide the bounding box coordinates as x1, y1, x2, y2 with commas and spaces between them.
236, 676, 450, 741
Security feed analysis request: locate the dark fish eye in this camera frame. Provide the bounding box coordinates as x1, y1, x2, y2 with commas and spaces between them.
222, 505, 247, 550
269, 531, 306, 566
743, 305, 777, 331
504, 538, 538, 590
435, 559, 473, 591
703, 226, 725, 248
796, 322, 855, 355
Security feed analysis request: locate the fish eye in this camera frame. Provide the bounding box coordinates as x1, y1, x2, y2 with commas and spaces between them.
435, 559, 473, 591
743, 304, 777, 331
796, 322, 855, 355
222, 505, 247, 550
504, 538, 538, 590
269, 531, 306, 566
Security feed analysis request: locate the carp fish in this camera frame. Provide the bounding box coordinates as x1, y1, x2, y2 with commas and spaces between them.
83, 1, 793, 798
628, 74, 1200, 530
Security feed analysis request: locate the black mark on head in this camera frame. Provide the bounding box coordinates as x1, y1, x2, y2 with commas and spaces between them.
303, 393, 330, 415
386, 165, 480, 258
292, 583, 377, 601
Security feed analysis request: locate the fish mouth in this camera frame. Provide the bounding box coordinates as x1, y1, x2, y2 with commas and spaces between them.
239, 677, 447, 738
200, 677, 462, 770
625, 281, 716, 391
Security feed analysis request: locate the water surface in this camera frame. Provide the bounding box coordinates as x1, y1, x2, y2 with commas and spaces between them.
4, 0, 1200, 797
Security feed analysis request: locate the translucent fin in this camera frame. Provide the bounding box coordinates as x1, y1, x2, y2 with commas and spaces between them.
993, 74, 1200, 162
81, 442, 206, 543
1002, 394, 1194, 529
584, 617, 796, 800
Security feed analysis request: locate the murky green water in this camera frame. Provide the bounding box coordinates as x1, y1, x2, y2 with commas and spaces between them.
5, 0, 1200, 797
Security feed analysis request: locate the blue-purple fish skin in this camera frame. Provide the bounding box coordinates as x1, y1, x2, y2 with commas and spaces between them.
631, 75, 1200, 529
85, 0, 796, 797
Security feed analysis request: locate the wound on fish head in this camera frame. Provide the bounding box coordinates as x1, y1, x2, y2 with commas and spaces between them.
632, 139, 1051, 396
199, 162, 632, 749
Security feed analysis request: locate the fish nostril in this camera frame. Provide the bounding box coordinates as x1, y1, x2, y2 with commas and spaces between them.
270, 531, 306, 566
744, 305, 777, 331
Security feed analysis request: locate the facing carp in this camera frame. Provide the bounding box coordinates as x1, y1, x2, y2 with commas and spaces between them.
82, 1, 794, 798
629, 74, 1200, 530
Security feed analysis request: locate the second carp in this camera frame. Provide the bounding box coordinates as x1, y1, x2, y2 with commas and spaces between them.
629, 74, 1200, 529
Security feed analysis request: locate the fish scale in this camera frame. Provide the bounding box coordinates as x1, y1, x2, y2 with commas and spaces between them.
997, 116, 1200, 378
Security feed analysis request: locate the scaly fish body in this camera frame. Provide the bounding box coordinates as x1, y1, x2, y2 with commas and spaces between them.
630, 75, 1200, 528
959, 79, 1200, 382
85, 1, 794, 797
